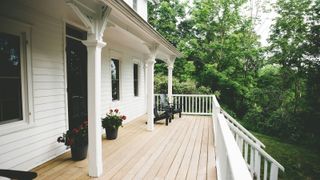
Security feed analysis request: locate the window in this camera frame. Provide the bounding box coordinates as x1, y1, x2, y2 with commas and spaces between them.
0, 32, 24, 124
133, 64, 139, 96
111, 59, 120, 101
133, 0, 137, 11
0, 18, 32, 135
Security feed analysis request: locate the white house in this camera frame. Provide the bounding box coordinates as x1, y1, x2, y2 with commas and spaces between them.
0, 0, 181, 177
0, 0, 285, 179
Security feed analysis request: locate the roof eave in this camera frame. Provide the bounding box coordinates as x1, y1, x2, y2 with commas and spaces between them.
100, 0, 183, 58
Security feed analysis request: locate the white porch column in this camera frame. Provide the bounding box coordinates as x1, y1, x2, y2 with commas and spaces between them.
66, 1, 111, 177
167, 57, 175, 104
146, 44, 159, 131
146, 56, 156, 131
167, 65, 173, 103
83, 39, 105, 177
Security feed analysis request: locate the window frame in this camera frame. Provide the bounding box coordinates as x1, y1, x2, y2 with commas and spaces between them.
111, 58, 120, 101
133, 0, 138, 11
0, 17, 34, 135
133, 63, 139, 97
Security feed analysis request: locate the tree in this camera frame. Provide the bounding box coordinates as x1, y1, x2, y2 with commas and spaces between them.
148, 0, 193, 81
186, 0, 263, 117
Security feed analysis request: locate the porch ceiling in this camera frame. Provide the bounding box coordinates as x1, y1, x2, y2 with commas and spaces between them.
63, 0, 181, 62
33, 115, 216, 179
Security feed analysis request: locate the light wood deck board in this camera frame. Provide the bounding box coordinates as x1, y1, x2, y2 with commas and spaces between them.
33, 115, 216, 180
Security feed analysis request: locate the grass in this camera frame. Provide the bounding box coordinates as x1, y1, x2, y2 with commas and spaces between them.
253, 132, 320, 180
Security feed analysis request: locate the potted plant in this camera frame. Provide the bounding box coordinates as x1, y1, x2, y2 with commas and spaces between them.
57, 120, 88, 161
102, 109, 126, 140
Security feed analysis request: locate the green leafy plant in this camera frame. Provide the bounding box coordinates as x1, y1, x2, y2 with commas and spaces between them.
57, 120, 88, 147
102, 109, 126, 130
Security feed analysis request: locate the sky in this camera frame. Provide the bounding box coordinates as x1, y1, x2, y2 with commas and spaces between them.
248, 0, 278, 46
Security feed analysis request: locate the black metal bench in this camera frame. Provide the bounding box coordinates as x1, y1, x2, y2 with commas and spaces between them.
0, 169, 37, 180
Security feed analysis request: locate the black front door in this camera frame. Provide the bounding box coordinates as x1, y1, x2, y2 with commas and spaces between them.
66, 25, 87, 130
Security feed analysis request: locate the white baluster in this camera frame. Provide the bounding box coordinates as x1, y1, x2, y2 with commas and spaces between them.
270, 163, 278, 180
210, 96, 213, 113
205, 96, 208, 113
239, 137, 244, 154
202, 96, 205, 113
250, 146, 254, 176
263, 159, 268, 180
244, 142, 249, 162
188, 96, 191, 113
195, 96, 197, 113
254, 149, 261, 180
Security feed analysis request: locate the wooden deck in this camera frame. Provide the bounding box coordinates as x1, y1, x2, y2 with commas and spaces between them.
33, 115, 216, 180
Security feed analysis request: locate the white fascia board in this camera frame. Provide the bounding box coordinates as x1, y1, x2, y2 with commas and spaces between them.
148, 0, 160, 4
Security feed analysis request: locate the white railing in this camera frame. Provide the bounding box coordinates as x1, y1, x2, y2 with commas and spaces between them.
221, 110, 266, 148
154, 94, 284, 180
222, 110, 285, 180
154, 94, 214, 115
213, 96, 252, 180
212, 96, 284, 180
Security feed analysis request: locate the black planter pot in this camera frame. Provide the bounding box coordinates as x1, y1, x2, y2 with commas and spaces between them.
105, 127, 118, 140
71, 144, 88, 161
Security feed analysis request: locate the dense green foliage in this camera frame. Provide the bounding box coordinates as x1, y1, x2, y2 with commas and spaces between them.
148, 0, 320, 149
254, 132, 320, 179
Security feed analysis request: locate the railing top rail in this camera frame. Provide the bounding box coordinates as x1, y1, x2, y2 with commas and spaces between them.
155, 94, 215, 98
212, 95, 220, 109
228, 121, 285, 171
172, 94, 215, 97
216, 113, 252, 179
221, 109, 266, 148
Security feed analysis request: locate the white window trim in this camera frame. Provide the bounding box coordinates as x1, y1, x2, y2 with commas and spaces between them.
109, 49, 122, 103
133, 0, 138, 11
133, 59, 141, 98
0, 17, 34, 136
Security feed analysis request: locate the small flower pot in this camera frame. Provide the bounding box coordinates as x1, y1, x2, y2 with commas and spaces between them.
105, 127, 118, 140
71, 144, 88, 161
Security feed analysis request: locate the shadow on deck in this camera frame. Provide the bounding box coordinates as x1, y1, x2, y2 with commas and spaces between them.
33, 115, 216, 180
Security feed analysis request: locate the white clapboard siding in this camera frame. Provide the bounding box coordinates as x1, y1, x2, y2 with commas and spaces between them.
34, 89, 65, 97
0, 0, 68, 171
101, 46, 147, 123
34, 95, 65, 105
32, 60, 64, 70
0, 0, 150, 172
33, 75, 65, 82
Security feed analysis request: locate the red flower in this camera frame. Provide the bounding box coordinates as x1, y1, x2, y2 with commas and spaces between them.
115, 109, 119, 113
121, 115, 126, 120
67, 138, 74, 146
73, 128, 79, 134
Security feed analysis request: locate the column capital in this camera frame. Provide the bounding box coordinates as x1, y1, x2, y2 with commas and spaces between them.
145, 53, 156, 65
169, 55, 176, 61
82, 40, 106, 48
147, 59, 156, 65
167, 65, 174, 70
144, 43, 159, 55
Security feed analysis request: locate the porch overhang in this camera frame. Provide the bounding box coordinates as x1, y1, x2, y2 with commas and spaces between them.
102, 0, 182, 60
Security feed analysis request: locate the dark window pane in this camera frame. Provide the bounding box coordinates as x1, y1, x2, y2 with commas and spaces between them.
0, 32, 23, 123
66, 25, 87, 40
0, 32, 21, 77
111, 59, 120, 100
133, 64, 138, 96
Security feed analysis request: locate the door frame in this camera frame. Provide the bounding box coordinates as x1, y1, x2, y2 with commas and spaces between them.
63, 22, 88, 130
